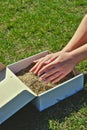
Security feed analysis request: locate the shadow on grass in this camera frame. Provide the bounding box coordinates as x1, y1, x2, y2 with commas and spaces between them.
0, 75, 87, 130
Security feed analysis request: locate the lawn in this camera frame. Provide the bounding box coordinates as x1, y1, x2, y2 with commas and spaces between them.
0, 0, 87, 130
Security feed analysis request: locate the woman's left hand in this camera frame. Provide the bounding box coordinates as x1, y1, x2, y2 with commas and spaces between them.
30, 51, 76, 84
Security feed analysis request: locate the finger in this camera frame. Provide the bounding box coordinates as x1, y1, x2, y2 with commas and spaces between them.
33, 57, 44, 63
30, 55, 52, 73
30, 59, 44, 73
52, 73, 67, 84
30, 56, 46, 72
44, 71, 62, 83
38, 62, 56, 76
40, 66, 58, 80
30, 61, 40, 72
33, 61, 46, 74
45, 55, 58, 64
33, 60, 39, 63
32, 58, 50, 75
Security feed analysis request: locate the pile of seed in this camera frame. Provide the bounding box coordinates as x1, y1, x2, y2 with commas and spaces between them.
16, 63, 74, 95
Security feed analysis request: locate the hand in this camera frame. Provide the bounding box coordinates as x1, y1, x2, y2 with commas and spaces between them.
38, 51, 76, 84
30, 51, 63, 75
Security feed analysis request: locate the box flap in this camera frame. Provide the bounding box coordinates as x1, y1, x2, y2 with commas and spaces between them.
0, 68, 36, 124
0, 68, 36, 108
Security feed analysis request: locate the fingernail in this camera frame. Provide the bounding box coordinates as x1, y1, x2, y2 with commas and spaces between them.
30, 70, 32, 72
38, 73, 41, 76
39, 77, 42, 81
38, 73, 40, 76
43, 79, 48, 83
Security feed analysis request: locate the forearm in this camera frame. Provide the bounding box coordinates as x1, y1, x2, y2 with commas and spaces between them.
62, 14, 87, 52
70, 44, 87, 65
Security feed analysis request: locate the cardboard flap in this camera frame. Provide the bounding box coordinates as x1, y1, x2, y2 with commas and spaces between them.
0, 68, 36, 108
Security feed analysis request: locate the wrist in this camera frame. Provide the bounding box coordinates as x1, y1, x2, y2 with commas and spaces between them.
70, 44, 87, 65
62, 44, 74, 52
70, 50, 81, 65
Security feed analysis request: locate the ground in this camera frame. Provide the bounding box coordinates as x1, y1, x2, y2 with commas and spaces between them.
0, 0, 87, 130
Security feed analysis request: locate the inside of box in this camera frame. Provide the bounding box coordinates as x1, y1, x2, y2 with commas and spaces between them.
0, 69, 6, 82
15, 62, 79, 95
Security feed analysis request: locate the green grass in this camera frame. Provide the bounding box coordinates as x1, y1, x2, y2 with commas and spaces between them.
0, 0, 87, 130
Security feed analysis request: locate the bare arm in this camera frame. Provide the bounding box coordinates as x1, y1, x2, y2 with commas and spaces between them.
63, 14, 87, 52
71, 43, 87, 65
38, 44, 87, 83
30, 14, 87, 83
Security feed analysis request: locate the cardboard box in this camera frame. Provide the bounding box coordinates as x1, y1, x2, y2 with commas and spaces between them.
0, 51, 84, 124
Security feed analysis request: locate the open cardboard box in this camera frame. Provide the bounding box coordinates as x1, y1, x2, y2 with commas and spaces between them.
0, 51, 84, 124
